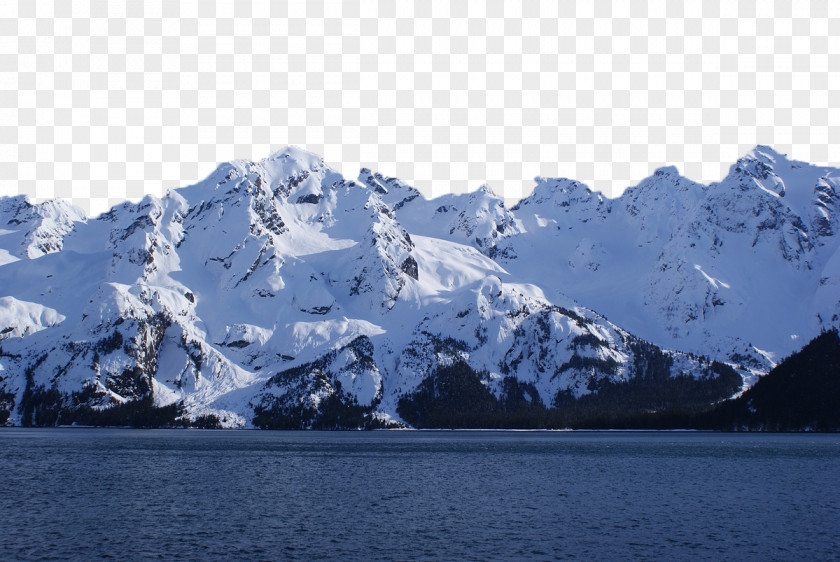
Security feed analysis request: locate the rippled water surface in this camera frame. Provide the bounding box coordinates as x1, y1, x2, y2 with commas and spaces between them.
1, 429, 838, 560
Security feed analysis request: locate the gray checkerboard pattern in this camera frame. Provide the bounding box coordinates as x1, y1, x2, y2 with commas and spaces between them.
1, 1, 838, 216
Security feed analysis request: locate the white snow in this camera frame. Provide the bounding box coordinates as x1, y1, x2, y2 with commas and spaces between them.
694, 264, 731, 289
0, 248, 18, 266
0, 296, 65, 338
0, 144, 837, 426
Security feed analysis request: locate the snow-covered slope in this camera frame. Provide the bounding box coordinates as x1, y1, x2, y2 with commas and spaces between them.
504, 145, 840, 373
0, 145, 836, 427
0, 196, 86, 260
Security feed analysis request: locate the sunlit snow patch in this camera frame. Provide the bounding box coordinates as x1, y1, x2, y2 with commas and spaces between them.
0, 296, 65, 339
694, 264, 731, 289
0, 248, 18, 266
277, 317, 385, 357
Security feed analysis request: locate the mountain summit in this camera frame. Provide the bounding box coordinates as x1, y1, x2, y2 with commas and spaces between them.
1, 146, 837, 427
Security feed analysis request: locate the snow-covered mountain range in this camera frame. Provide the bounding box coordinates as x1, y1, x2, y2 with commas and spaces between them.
1, 145, 837, 427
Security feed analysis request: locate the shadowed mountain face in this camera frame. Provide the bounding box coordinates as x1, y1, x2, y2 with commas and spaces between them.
0, 146, 838, 428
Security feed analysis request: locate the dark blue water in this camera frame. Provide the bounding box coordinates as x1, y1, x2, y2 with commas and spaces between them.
0, 429, 838, 560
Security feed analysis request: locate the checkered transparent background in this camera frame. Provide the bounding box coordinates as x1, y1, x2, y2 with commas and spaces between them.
2, 0, 839, 216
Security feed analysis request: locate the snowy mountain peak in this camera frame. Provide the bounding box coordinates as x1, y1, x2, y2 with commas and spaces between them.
1, 145, 839, 428
0, 194, 30, 215
337, 192, 419, 311
0, 195, 87, 259
358, 168, 421, 210
710, 146, 840, 259
188, 146, 336, 206
511, 177, 608, 232
476, 183, 497, 197
631, 166, 697, 193
261, 145, 325, 168
722, 145, 838, 209
746, 144, 788, 165
652, 165, 681, 177
533, 176, 591, 196
513, 177, 606, 213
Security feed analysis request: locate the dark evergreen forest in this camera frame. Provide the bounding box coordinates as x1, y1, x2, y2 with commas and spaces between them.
4, 331, 838, 431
